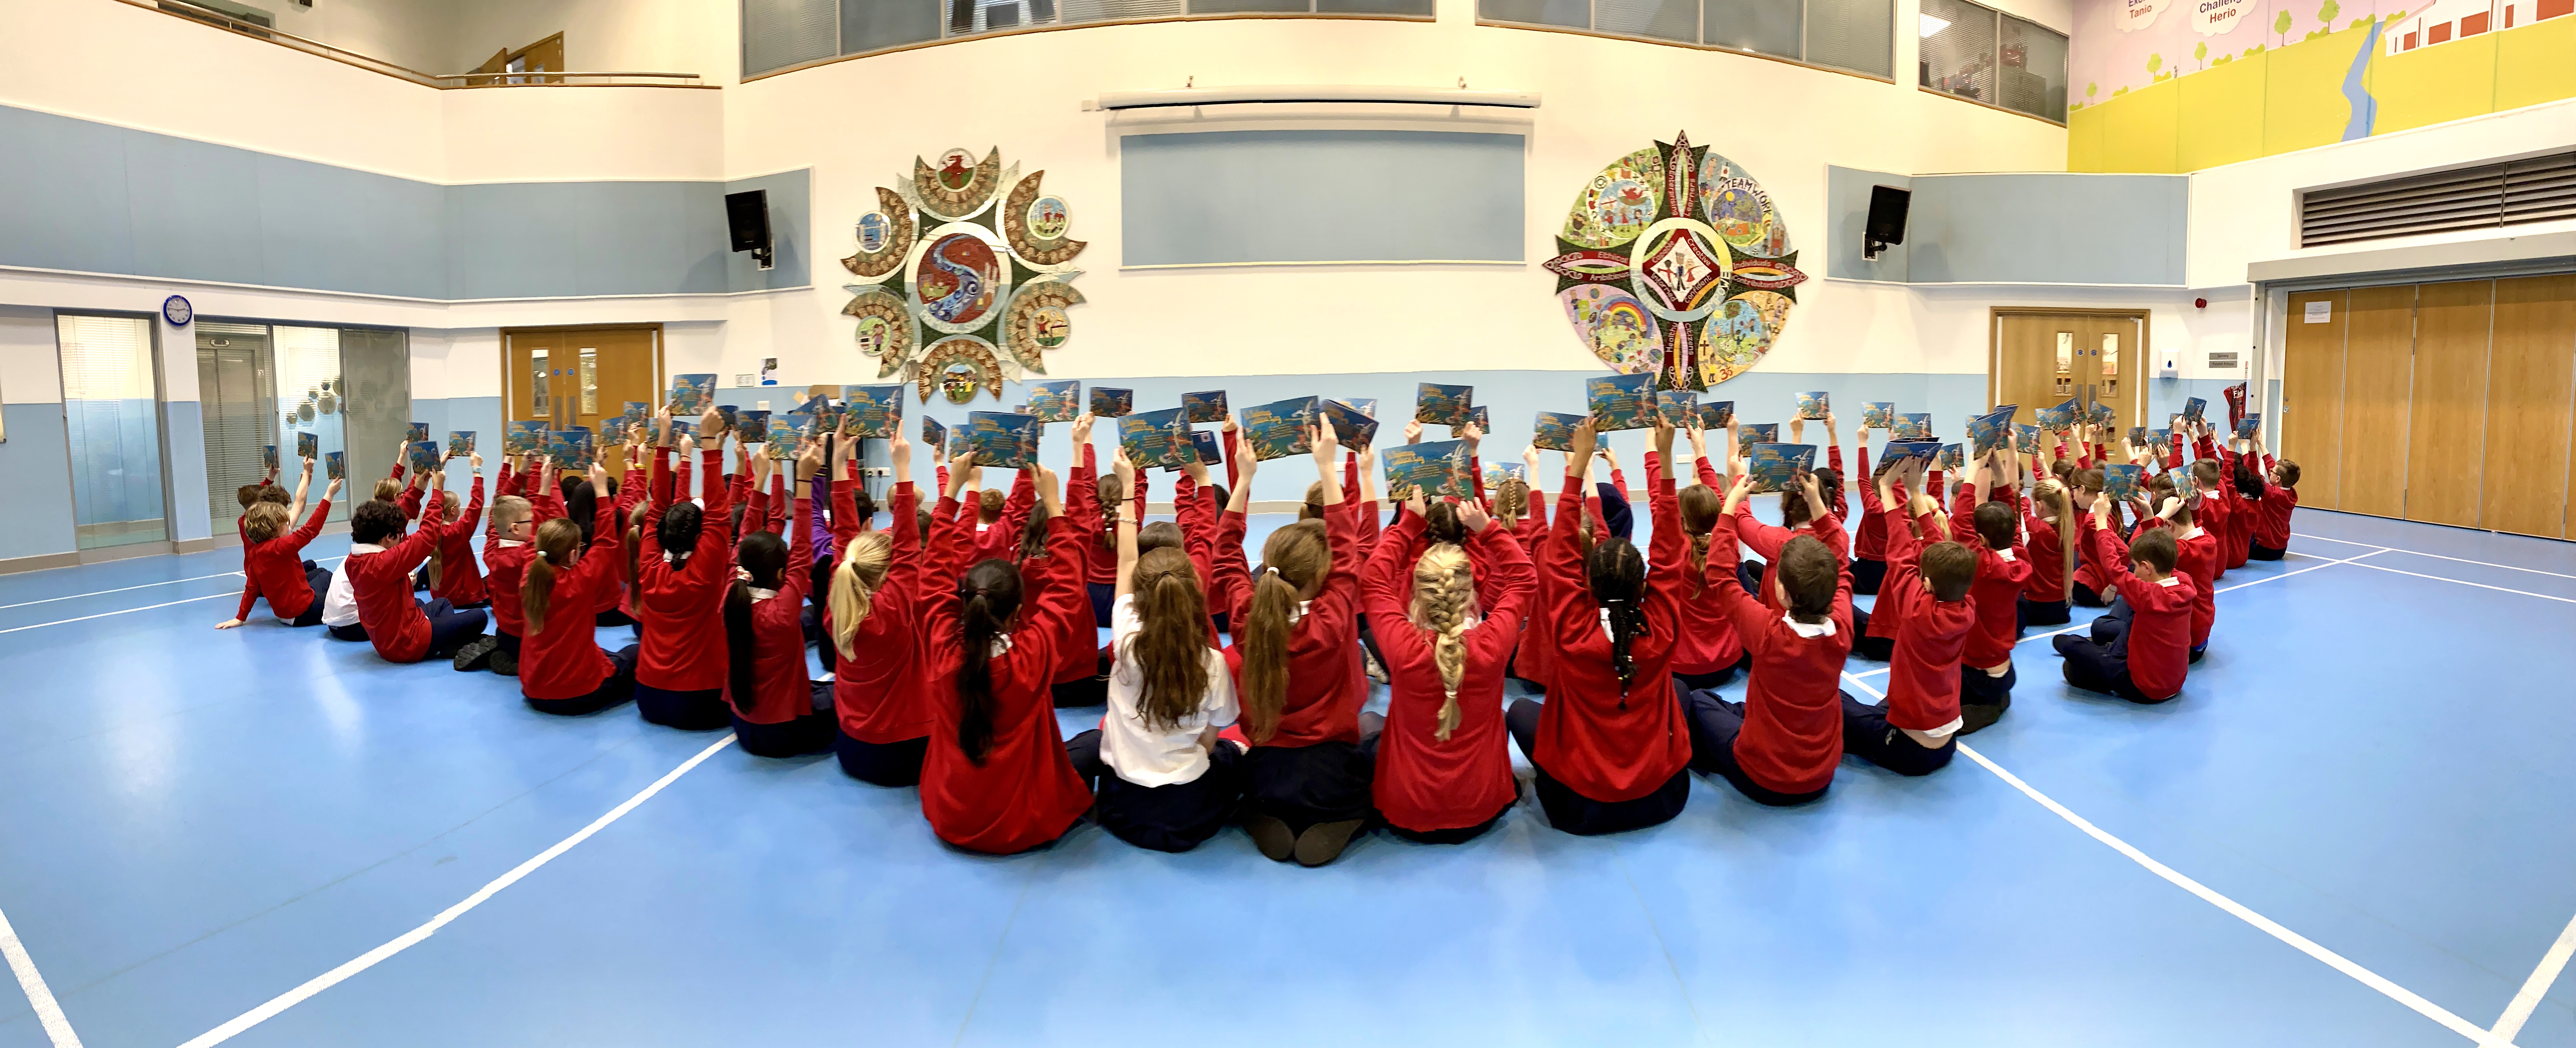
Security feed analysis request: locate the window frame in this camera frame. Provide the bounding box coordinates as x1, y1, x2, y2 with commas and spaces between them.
1474, 0, 1898, 84
1915, 0, 2067, 127
743, 2, 1435, 82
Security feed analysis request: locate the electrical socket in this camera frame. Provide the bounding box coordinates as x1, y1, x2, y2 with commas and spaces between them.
859, 467, 892, 477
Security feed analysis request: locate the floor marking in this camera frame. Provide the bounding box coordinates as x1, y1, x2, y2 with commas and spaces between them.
0, 594, 239, 635
2294, 533, 2576, 581
0, 572, 243, 610
2341, 561, 2576, 606
2485, 910, 2576, 1047
175, 734, 736, 1048
0, 905, 84, 1048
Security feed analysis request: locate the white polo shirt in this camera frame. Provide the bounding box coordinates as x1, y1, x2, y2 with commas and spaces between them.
1101, 593, 1238, 788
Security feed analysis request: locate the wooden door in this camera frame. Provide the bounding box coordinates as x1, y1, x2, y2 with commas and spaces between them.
2339, 285, 2415, 519
2487, 274, 2576, 538
2282, 289, 2348, 510
504, 326, 661, 439
2405, 280, 2492, 528
1995, 312, 2144, 434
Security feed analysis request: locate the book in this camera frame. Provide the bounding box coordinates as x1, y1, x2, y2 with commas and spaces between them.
2223, 381, 2250, 430
2101, 463, 2144, 502
506, 420, 545, 456
964, 411, 1041, 469
2183, 396, 2207, 424
1484, 462, 1526, 487
406, 422, 429, 444
1118, 408, 1195, 469
1879, 440, 1941, 471
2087, 401, 2117, 427
261, 444, 279, 470
1746, 443, 1818, 494
546, 430, 594, 471
1090, 386, 1134, 418
1861, 402, 1895, 431
1698, 400, 1734, 431
765, 417, 802, 460
1182, 391, 1228, 424
1024, 380, 1079, 423
1415, 383, 1474, 427
669, 373, 717, 415
1586, 373, 1653, 432
1968, 406, 2015, 456
446, 431, 475, 457
2234, 413, 2262, 440
735, 410, 771, 445
1795, 391, 1830, 421
1465, 404, 1490, 434
2014, 423, 2041, 450
1188, 429, 1222, 469
844, 384, 904, 438
407, 440, 441, 474
794, 394, 836, 437
1936, 443, 1964, 470
1382, 439, 1474, 500
324, 451, 345, 480
2127, 425, 2147, 447
2172, 467, 2200, 507
1239, 396, 1320, 461
919, 416, 945, 457
1331, 396, 1377, 419
1894, 413, 1932, 441
297, 431, 318, 460
669, 420, 692, 441
2036, 398, 2080, 431
1655, 389, 1698, 428
622, 401, 650, 431
2147, 428, 2173, 449
1320, 398, 1379, 451
1532, 411, 1584, 452
1736, 422, 1778, 446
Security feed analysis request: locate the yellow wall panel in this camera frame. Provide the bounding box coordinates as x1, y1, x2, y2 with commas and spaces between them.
2100, 79, 2181, 174
2366, 32, 2499, 134
2067, 104, 2107, 172
2178, 53, 2269, 171
2262, 22, 2373, 156
2493, 15, 2576, 113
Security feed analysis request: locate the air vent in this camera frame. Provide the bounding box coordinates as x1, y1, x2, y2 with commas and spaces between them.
2206, 350, 2240, 371
2299, 151, 2576, 248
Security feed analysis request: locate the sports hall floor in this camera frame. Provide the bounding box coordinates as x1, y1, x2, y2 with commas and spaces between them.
0, 508, 2570, 1047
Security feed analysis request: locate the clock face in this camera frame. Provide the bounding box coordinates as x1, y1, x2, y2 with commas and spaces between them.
162, 295, 192, 326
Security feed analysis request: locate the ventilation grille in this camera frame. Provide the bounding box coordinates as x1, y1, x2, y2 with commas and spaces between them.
2300, 152, 2576, 248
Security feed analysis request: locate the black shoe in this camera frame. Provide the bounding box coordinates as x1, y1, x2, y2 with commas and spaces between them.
1245, 814, 1296, 862
1294, 819, 1365, 867
1959, 702, 2005, 735
489, 648, 519, 677
452, 636, 498, 672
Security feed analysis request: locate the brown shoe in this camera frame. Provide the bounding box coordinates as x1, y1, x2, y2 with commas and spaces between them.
1245, 814, 1296, 862
1293, 819, 1364, 867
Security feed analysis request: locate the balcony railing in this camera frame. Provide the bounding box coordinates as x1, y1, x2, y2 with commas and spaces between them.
117, 0, 708, 89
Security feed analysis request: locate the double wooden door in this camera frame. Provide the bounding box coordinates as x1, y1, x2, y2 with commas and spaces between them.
504, 326, 662, 438
1994, 310, 2146, 433
2281, 275, 2576, 537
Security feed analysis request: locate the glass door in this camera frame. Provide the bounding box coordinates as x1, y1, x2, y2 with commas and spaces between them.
57, 314, 169, 550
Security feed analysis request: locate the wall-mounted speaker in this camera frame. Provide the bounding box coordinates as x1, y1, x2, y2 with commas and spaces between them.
1865, 185, 1911, 261
725, 189, 774, 271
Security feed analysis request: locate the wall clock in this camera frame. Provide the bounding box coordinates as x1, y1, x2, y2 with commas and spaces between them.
162, 295, 193, 326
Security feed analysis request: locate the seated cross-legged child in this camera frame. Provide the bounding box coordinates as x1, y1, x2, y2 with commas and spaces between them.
1682, 467, 1854, 806
2245, 435, 2300, 561
339, 458, 489, 663
219, 459, 339, 630
1951, 454, 2031, 733
723, 441, 837, 758
2053, 493, 2195, 703
519, 461, 640, 715
1840, 460, 1976, 776
467, 458, 556, 675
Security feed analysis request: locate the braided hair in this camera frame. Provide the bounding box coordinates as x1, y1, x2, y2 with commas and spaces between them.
1586, 537, 1648, 703
1410, 543, 1475, 740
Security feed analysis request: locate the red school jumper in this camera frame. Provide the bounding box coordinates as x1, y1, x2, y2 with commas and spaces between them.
1872, 501, 1976, 734
2174, 524, 2220, 649
1218, 501, 1368, 746
919, 517, 1093, 854
347, 479, 472, 663
2095, 525, 2196, 700
1531, 473, 1691, 802
519, 498, 626, 700
834, 483, 938, 746
1363, 511, 1537, 833
484, 465, 561, 640
1704, 512, 1855, 796
1666, 453, 1745, 674
2253, 455, 2298, 550
634, 447, 735, 693
1950, 488, 2032, 671
724, 494, 816, 725
233, 499, 333, 622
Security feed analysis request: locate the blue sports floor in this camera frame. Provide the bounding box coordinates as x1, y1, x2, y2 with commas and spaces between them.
1, 508, 2572, 1047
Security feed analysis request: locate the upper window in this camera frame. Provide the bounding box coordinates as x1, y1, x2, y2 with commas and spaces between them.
744, 0, 1432, 78
1478, 0, 1894, 79
1918, 0, 2065, 122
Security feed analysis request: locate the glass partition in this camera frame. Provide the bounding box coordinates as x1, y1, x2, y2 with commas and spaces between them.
59, 314, 168, 550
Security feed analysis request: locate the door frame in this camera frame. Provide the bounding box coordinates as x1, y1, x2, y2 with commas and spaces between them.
1987, 306, 2152, 424
50, 309, 182, 563
500, 324, 664, 429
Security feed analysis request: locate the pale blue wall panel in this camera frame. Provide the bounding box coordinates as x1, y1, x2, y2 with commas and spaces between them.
1907, 173, 2187, 285
579, 181, 707, 296
0, 404, 79, 560
122, 133, 266, 284
0, 106, 137, 277
723, 169, 810, 292
1120, 130, 1524, 266
1825, 165, 1910, 282
256, 153, 447, 298
445, 183, 583, 300
164, 400, 211, 541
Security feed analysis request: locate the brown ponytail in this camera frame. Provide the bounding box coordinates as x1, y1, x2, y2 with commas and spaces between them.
1239, 519, 1331, 742
953, 559, 1024, 765
1677, 483, 1721, 598
1129, 547, 1212, 732
521, 517, 582, 634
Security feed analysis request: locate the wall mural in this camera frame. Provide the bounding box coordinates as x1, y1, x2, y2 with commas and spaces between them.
1545, 133, 1806, 393
840, 146, 1088, 402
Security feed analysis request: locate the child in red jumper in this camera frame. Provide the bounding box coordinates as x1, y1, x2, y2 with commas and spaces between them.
518, 462, 640, 716
2244, 435, 2299, 561
2054, 499, 2195, 703
218, 459, 339, 630
343, 458, 487, 663
723, 440, 832, 757
1841, 459, 1975, 776
1683, 467, 1854, 806
632, 406, 738, 730
829, 429, 938, 786
1949, 452, 2032, 732
1667, 426, 1748, 690
471, 457, 556, 675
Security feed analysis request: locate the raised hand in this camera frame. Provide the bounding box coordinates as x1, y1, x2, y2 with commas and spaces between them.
1458, 499, 1492, 533
1070, 412, 1095, 448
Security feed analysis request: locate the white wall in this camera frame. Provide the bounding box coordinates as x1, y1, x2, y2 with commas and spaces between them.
443, 0, 737, 81
0, 307, 64, 405
264, 0, 455, 75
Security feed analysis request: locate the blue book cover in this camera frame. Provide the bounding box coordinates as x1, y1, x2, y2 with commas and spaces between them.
1586, 373, 1654, 432
1936, 443, 1964, 470
1861, 401, 1896, 431
716, 404, 737, 430
2148, 428, 2173, 450
2183, 396, 2207, 423
1969, 406, 2016, 455
1894, 413, 1932, 441
669, 420, 692, 442
1118, 408, 1195, 469
2234, 414, 2262, 440
505, 420, 545, 456
2013, 423, 2039, 449
1466, 404, 1489, 433
1879, 440, 1941, 471
669, 373, 716, 416
1024, 380, 1079, 423
1697, 401, 1734, 431
964, 411, 1041, 469
796, 394, 837, 437
1090, 386, 1134, 418
735, 410, 771, 445
1737, 422, 1778, 446
1415, 383, 1474, 427
2128, 425, 2148, 447
2173, 467, 2200, 506
1332, 396, 1378, 419
919, 416, 945, 456
1188, 429, 1222, 468
1747, 443, 1817, 494
1484, 462, 1527, 487
1320, 398, 1379, 450
1655, 389, 1698, 428
2037, 398, 2080, 431
408, 440, 441, 474
545, 431, 594, 471
1533, 411, 1584, 452
296, 431, 318, 460
768, 414, 806, 460
1382, 439, 1474, 500
406, 422, 429, 444
845, 384, 905, 437
1182, 391, 1228, 424
446, 431, 475, 457
2101, 463, 2145, 502
324, 451, 345, 480
1795, 391, 1830, 421
2087, 401, 2117, 427
1239, 396, 1320, 461
623, 401, 650, 431
261, 444, 279, 470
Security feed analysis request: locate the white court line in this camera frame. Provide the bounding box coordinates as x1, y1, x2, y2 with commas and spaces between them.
2485, 910, 2576, 1047
0, 557, 350, 636
176, 734, 736, 1048
0, 572, 243, 611
2341, 562, 2576, 606
2294, 532, 2576, 582
0, 905, 83, 1047
1844, 671, 2497, 1044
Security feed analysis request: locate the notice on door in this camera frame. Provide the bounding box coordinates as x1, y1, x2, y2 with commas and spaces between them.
2303, 300, 2331, 323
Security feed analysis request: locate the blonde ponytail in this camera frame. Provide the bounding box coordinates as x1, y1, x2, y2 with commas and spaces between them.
829, 531, 895, 661
1410, 543, 1475, 741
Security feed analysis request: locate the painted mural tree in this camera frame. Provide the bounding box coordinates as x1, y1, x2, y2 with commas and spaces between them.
2274, 8, 2295, 44
2318, 0, 2340, 29
2147, 52, 2163, 76
2195, 41, 2208, 69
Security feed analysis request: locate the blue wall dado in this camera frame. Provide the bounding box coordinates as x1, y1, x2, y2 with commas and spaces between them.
0, 105, 809, 300
1, 404, 79, 560
1826, 166, 2188, 286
